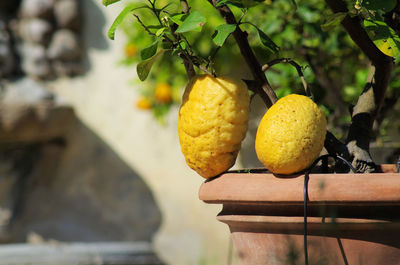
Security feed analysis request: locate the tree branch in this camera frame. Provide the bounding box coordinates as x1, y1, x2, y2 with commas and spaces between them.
325, 0, 393, 118
209, 0, 277, 108
180, 0, 196, 79
325, 0, 393, 66
325, 0, 395, 172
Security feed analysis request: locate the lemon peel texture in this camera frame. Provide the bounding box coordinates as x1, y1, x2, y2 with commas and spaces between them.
255, 94, 327, 175
178, 75, 250, 178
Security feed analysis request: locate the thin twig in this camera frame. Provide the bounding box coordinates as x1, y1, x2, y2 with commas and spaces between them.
262, 58, 311, 98
325, 0, 394, 173
179, 0, 196, 79
133, 14, 156, 36
180, 53, 213, 76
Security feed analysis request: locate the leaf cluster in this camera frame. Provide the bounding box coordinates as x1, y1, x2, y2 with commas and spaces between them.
103, 0, 400, 145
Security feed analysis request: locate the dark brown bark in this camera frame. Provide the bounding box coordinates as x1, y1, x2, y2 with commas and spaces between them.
325, 0, 395, 172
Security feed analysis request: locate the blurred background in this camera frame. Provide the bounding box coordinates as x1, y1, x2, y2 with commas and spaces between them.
0, 0, 399, 265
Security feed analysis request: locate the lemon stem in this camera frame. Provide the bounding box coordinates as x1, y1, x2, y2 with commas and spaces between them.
209, 0, 278, 107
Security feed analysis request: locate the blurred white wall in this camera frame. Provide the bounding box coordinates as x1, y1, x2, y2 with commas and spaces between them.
49, 0, 239, 264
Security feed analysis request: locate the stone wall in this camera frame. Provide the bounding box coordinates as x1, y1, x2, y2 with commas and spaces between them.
0, 78, 163, 264
0, 1, 238, 265
0, 0, 83, 79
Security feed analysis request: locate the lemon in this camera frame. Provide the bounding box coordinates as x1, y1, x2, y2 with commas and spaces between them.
178, 75, 250, 178
255, 94, 327, 175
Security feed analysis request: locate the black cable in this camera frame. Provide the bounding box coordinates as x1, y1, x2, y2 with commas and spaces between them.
304, 171, 310, 265
303, 154, 358, 265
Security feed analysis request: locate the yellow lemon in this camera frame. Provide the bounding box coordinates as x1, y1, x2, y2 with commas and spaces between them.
155, 83, 172, 104
255, 94, 327, 175
178, 75, 250, 178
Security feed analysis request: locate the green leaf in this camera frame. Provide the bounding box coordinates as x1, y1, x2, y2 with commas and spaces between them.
107, 4, 147, 40
256, 27, 279, 53
217, 0, 263, 8
170, 13, 186, 26
147, 25, 163, 30
373, 38, 399, 57
102, 0, 121, 6
212, 24, 236, 46
364, 20, 400, 57
137, 50, 165, 81
321, 12, 347, 32
242, 0, 264, 7
244, 22, 279, 53
361, 0, 397, 12
216, 0, 244, 8
178, 41, 187, 50
140, 40, 159, 60
175, 11, 207, 33
155, 27, 167, 37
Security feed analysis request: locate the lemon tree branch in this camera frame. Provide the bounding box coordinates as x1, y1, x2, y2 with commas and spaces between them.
325, 0, 395, 172
209, 0, 277, 108
179, 0, 196, 79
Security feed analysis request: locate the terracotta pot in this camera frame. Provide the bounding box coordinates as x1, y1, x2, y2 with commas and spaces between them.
199, 165, 400, 265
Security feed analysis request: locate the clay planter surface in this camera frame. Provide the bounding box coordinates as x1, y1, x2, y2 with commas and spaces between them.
199, 165, 400, 265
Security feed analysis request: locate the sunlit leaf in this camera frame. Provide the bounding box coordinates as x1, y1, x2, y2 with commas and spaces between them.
212, 24, 236, 46
108, 4, 148, 40
373, 38, 399, 57
364, 20, 400, 57
170, 13, 187, 26
176, 11, 207, 33
178, 41, 187, 50
155, 27, 167, 37
102, 0, 121, 6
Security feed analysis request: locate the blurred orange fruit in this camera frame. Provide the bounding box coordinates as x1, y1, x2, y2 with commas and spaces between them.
136, 97, 152, 110
125, 43, 137, 57
155, 83, 172, 104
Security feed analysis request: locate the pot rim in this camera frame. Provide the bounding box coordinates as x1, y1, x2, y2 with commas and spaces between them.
199, 164, 400, 206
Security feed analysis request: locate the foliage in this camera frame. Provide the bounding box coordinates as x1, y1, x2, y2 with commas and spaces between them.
103, 0, 400, 146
